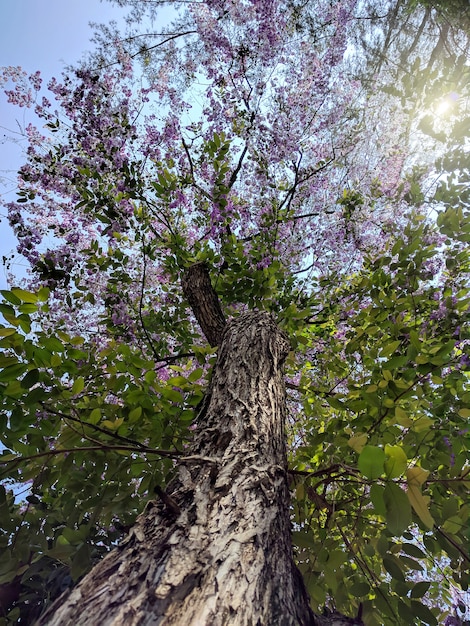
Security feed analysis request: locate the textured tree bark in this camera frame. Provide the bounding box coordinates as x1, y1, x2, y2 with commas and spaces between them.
37, 266, 363, 626
181, 262, 226, 347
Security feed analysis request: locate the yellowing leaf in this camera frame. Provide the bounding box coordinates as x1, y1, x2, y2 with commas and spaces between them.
407, 467, 429, 487
0, 328, 17, 337
102, 418, 124, 430
407, 485, 435, 529
395, 406, 412, 427
348, 433, 368, 453
11, 288, 38, 303
406, 467, 434, 528
458, 408, 470, 418
295, 483, 305, 500
411, 416, 434, 432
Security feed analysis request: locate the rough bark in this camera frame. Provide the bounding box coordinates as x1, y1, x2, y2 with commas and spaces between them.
37, 265, 363, 626
181, 262, 226, 347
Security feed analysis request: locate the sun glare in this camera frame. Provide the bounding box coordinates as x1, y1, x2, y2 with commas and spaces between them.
434, 92, 459, 117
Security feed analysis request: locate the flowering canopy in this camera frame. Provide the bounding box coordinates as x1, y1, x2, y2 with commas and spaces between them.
0, 1, 469, 624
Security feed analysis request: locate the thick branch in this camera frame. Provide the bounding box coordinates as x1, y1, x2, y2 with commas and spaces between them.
181, 263, 226, 347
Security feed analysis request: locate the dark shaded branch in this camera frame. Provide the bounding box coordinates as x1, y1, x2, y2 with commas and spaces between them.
181, 137, 212, 201
154, 351, 196, 370
435, 526, 470, 563
227, 143, 249, 189
288, 463, 360, 478
129, 30, 198, 60
0, 445, 181, 472
41, 404, 155, 452
182, 263, 226, 347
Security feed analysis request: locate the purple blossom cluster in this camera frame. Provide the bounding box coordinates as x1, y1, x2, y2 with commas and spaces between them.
0, 0, 451, 358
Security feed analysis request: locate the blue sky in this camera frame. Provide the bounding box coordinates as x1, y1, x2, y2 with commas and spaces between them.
0, 0, 128, 289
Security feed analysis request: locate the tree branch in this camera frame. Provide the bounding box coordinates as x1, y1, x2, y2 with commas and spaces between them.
182, 263, 226, 347
0, 444, 183, 473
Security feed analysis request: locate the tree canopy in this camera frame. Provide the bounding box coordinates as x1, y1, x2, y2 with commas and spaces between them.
0, 1, 469, 624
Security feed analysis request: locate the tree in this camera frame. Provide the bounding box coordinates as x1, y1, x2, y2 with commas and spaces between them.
35, 289, 321, 625
0, 1, 469, 624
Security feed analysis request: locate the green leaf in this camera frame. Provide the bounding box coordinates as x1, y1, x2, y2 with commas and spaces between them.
101, 418, 124, 430
4, 380, 26, 399
383, 482, 411, 535
399, 555, 423, 572
27, 385, 46, 403
383, 555, 405, 581
410, 600, 438, 626
410, 581, 431, 599
397, 599, 415, 624
167, 376, 188, 388
370, 483, 386, 516
358, 445, 385, 479
0, 554, 19, 584
384, 444, 407, 478
20, 368, 40, 389
383, 355, 408, 370
401, 543, 426, 559
0, 328, 17, 337
188, 367, 204, 383
11, 288, 38, 303
42, 336, 65, 352
380, 340, 401, 357
71, 543, 91, 581
89, 408, 102, 424
0, 454, 18, 463
0, 304, 15, 317
0, 363, 28, 382
0, 355, 17, 368
0, 290, 21, 305
37, 287, 50, 301
161, 388, 183, 403
292, 530, 316, 549
71, 377, 85, 395
128, 406, 142, 422
349, 581, 370, 597
18, 303, 38, 314
17, 314, 31, 334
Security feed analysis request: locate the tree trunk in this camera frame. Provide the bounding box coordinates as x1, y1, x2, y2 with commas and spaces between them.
37, 266, 362, 626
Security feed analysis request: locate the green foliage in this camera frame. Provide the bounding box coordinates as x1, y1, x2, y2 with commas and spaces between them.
1, 206, 469, 624
0, 286, 212, 623
2, 45, 470, 624
286, 209, 469, 624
